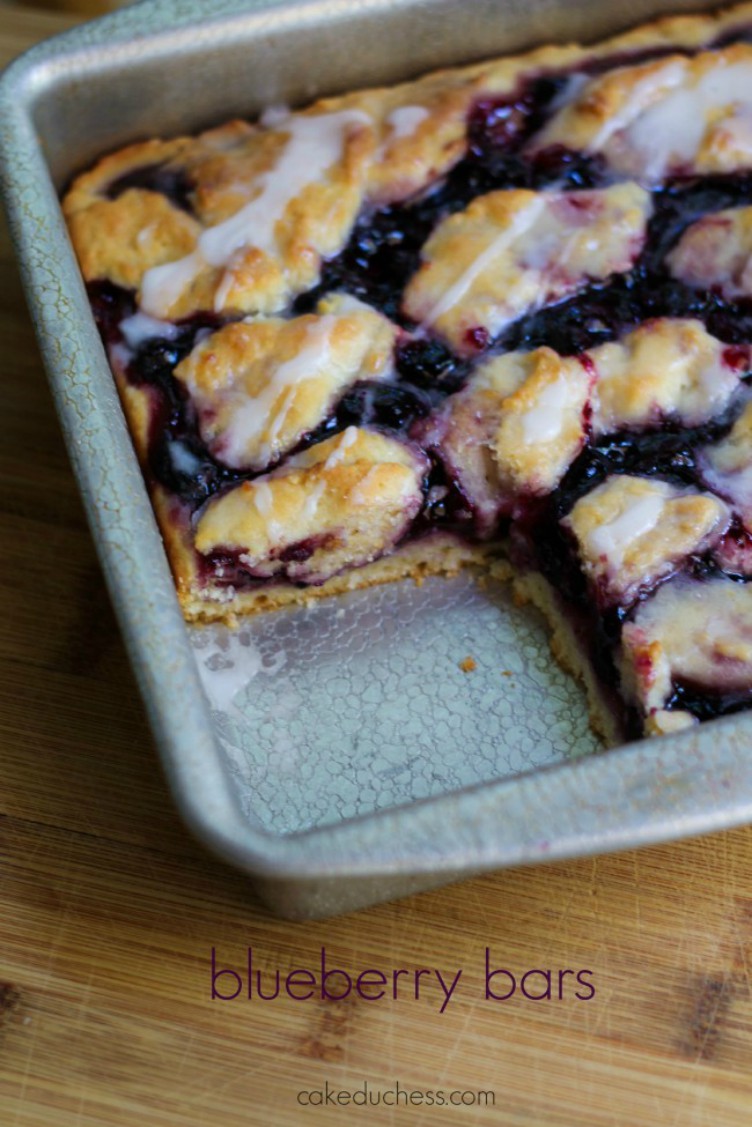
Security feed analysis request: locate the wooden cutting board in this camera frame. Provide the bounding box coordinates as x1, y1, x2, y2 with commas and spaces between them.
2, 7, 752, 1124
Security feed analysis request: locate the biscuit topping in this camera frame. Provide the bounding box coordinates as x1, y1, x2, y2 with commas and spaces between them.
620, 576, 752, 721
194, 429, 426, 583
402, 183, 651, 354
531, 46, 752, 181
173, 294, 397, 470
699, 401, 752, 574
667, 206, 752, 300
564, 475, 729, 604
590, 319, 746, 434
427, 346, 593, 534
139, 109, 373, 318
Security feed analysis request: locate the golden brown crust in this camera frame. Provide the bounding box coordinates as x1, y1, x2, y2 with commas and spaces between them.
180, 534, 505, 623
108, 346, 153, 464
510, 570, 624, 747
66, 189, 201, 292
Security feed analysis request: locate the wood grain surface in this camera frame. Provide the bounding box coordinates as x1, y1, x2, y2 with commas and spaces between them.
2, 6, 752, 1125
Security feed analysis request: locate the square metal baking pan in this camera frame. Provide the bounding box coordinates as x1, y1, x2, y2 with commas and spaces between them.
3, 0, 752, 919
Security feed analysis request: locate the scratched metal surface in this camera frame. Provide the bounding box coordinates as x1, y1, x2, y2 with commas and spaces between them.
3, 0, 752, 917
192, 576, 601, 835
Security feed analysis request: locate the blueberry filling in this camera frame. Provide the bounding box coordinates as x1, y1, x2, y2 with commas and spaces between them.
395, 339, 469, 395
413, 454, 479, 535
711, 22, 752, 48
501, 174, 752, 356
88, 283, 240, 503
304, 380, 435, 444
665, 678, 752, 720
553, 417, 738, 516
88, 280, 137, 344
201, 535, 335, 589
105, 162, 196, 215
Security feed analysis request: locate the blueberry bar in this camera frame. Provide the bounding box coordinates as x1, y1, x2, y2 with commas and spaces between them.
64, 2, 752, 741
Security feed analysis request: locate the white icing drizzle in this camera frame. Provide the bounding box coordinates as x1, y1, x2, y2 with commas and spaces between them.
264, 386, 298, 462
259, 104, 292, 129
387, 104, 430, 142
694, 349, 735, 407
247, 482, 282, 541
374, 104, 430, 162
349, 466, 381, 507
419, 196, 546, 329
141, 249, 204, 317
301, 427, 360, 522
301, 479, 327, 523
611, 61, 752, 179
109, 342, 131, 371
589, 494, 666, 563
200, 109, 370, 263
548, 72, 590, 115
521, 375, 569, 443
168, 442, 202, 475
140, 109, 371, 317
212, 265, 239, 312
219, 314, 337, 467
322, 424, 359, 470
518, 228, 560, 271
120, 311, 180, 348
253, 480, 274, 516
137, 223, 156, 248
588, 59, 687, 151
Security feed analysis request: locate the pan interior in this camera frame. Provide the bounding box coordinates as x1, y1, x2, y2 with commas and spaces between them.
191, 575, 602, 834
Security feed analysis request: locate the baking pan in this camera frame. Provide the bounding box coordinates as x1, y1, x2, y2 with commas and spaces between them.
2, 0, 752, 919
